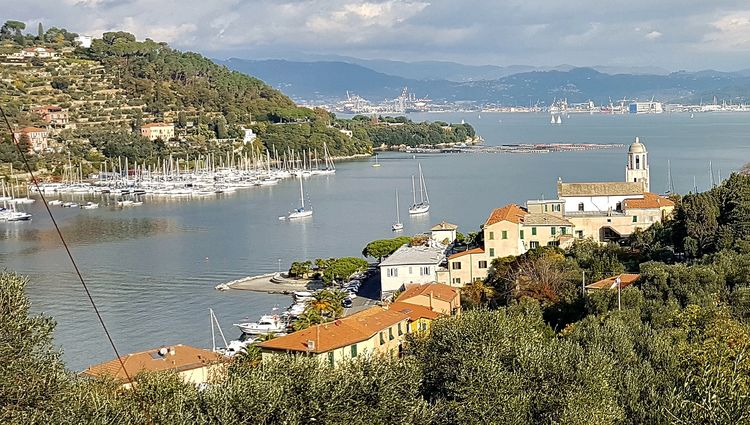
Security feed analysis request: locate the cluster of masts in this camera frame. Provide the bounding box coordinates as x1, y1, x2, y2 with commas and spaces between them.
31, 143, 337, 199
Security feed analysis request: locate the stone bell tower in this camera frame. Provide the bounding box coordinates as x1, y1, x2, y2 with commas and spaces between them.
625, 136, 649, 192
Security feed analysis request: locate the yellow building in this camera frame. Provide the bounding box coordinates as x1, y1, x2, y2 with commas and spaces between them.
81, 344, 222, 389
258, 307, 410, 366
388, 301, 442, 334
447, 247, 487, 286
140, 122, 175, 141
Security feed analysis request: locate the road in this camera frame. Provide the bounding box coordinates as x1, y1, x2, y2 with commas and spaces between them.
344, 268, 382, 315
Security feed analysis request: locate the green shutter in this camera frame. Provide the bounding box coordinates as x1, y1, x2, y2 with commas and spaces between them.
351, 344, 357, 357
632, 216, 638, 222
328, 351, 334, 366
502, 230, 508, 239
520, 230, 524, 239
489, 248, 495, 257
551, 227, 556, 235
532, 227, 537, 235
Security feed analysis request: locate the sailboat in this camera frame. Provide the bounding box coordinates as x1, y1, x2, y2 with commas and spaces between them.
555, 115, 562, 124
288, 174, 312, 219
392, 189, 403, 231
550, 114, 555, 124
318, 142, 336, 175
408, 164, 430, 215
372, 154, 381, 167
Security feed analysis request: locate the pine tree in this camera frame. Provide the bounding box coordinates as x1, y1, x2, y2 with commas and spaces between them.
37, 22, 43, 40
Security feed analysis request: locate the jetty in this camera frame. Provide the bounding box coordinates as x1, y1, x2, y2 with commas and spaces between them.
216, 272, 323, 294
404, 143, 625, 154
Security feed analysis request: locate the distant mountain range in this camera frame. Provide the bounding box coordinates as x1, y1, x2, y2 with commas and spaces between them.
217, 57, 750, 105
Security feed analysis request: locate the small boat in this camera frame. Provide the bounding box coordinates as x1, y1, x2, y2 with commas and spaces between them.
372, 155, 381, 167
287, 175, 312, 219
0, 205, 32, 221
116, 200, 134, 206
48, 199, 63, 206
408, 164, 430, 215
293, 291, 314, 302
81, 202, 99, 209
234, 315, 287, 335
556, 115, 562, 124
392, 188, 403, 231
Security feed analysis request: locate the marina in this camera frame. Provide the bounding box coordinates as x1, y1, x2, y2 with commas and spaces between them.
4, 111, 750, 371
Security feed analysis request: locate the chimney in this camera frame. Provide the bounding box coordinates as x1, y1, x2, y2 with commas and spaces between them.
429, 291, 434, 310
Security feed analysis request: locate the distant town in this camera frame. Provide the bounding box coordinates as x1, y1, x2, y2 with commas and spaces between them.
306, 87, 750, 115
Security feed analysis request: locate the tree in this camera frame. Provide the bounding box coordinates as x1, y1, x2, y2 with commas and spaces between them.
177, 111, 187, 128
362, 236, 410, 261
460, 279, 496, 307
0, 272, 68, 422
1, 20, 26, 39
37, 22, 43, 40
321, 257, 369, 284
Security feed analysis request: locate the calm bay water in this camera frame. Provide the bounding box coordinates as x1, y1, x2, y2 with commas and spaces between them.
2, 112, 750, 370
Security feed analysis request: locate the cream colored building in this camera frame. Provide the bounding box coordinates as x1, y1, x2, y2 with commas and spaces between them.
140, 122, 175, 141
12, 127, 49, 152
447, 247, 488, 286
81, 344, 222, 389
258, 307, 410, 366
431, 221, 458, 245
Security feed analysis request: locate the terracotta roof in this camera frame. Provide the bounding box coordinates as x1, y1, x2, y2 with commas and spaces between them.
258, 307, 407, 354
14, 127, 47, 133
81, 344, 221, 383
448, 247, 485, 260
484, 204, 527, 226
522, 213, 572, 226
431, 221, 458, 231
586, 273, 640, 290
558, 181, 644, 197
389, 301, 442, 321
396, 282, 459, 304
623, 192, 675, 209
141, 122, 173, 128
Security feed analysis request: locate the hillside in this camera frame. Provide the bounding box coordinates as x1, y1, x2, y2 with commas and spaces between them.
0, 25, 371, 167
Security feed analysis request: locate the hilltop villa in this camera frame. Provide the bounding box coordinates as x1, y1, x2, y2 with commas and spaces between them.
140, 122, 175, 141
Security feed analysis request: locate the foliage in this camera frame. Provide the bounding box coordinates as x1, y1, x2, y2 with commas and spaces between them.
346, 116, 476, 148
320, 257, 369, 284
362, 236, 411, 261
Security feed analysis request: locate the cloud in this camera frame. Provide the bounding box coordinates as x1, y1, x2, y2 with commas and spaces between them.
5, 0, 750, 70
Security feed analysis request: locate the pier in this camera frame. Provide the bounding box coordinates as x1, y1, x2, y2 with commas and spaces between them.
216, 272, 323, 294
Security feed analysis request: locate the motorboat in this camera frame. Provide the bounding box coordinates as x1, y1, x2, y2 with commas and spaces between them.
48, 199, 64, 206
81, 202, 99, 209
234, 315, 287, 335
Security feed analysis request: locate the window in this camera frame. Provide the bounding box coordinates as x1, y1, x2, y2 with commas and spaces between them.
420, 266, 430, 276
561, 227, 567, 235
379, 332, 385, 345
635, 155, 640, 169
387, 268, 398, 277
555, 204, 561, 212
419, 321, 427, 331
632, 215, 638, 223
501, 230, 508, 239
544, 204, 548, 212
576, 230, 584, 239
489, 248, 495, 257
520, 230, 524, 240
328, 351, 334, 366
530, 241, 539, 249
616, 202, 622, 211
408, 267, 412, 274
489, 231, 494, 240
389, 328, 394, 341
478, 260, 488, 269
578, 202, 584, 211
452, 277, 461, 284
451, 261, 461, 270
351, 344, 357, 357
551, 227, 556, 235
532, 227, 537, 236
548, 241, 560, 247
398, 323, 403, 336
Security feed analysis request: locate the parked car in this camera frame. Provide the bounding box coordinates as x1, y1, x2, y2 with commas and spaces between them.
342, 298, 353, 308
347, 292, 358, 299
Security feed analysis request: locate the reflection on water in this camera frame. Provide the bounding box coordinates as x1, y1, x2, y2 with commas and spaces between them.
3, 112, 750, 371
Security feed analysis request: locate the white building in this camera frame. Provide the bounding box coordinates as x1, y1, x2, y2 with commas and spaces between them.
379, 244, 446, 298
74, 35, 93, 49
242, 128, 257, 144
558, 180, 645, 214
430, 221, 458, 245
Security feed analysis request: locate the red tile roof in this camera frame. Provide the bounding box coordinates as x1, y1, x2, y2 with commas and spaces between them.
258, 307, 407, 354
389, 301, 442, 321
448, 247, 485, 260
14, 127, 47, 133
484, 204, 527, 226
81, 344, 221, 383
396, 283, 459, 304
623, 192, 675, 209
586, 273, 640, 290
141, 122, 173, 128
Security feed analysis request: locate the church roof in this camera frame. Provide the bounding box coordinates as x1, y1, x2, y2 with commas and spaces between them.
558, 181, 645, 197
628, 137, 646, 153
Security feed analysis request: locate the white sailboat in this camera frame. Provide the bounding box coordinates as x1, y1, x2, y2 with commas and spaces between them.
392, 189, 403, 231
318, 142, 336, 175
288, 175, 312, 219
550, 114, 556, 124
556, 115, 562, 124
408, 164, 430, 215
372, 154, 381, 167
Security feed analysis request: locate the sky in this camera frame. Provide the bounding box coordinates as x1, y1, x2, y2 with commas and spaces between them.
5, 0, 750, 71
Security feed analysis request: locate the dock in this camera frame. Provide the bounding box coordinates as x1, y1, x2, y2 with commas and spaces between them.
216, 272, 323, 294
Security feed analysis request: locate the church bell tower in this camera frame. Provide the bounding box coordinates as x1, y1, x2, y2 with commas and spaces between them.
625, 137, 649, 192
